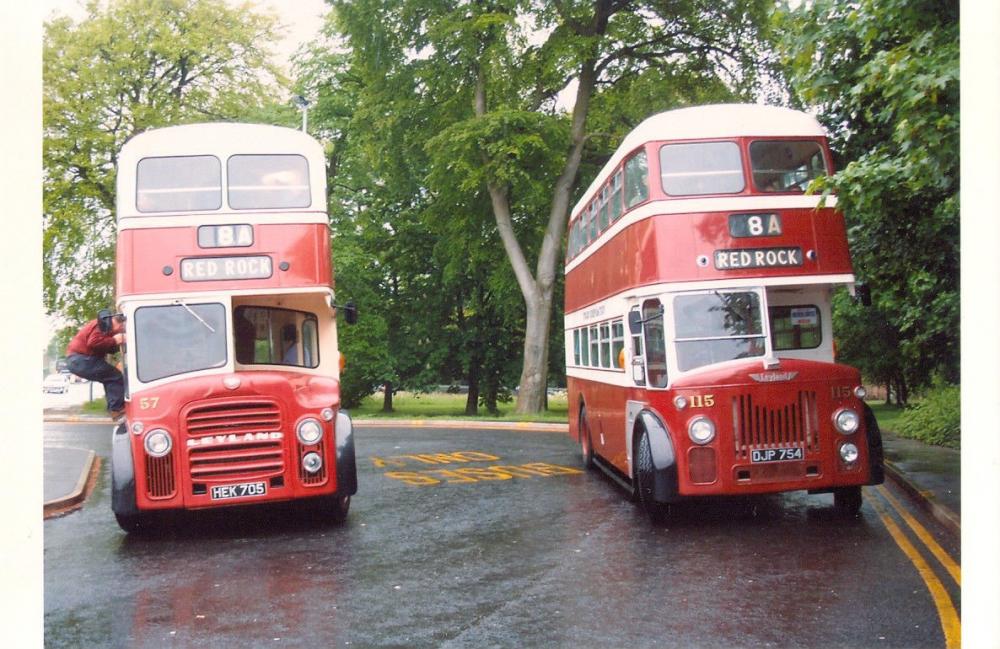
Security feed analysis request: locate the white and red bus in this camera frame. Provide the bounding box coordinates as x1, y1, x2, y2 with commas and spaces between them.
564, 104, 884, 518
110, 123, 357, 532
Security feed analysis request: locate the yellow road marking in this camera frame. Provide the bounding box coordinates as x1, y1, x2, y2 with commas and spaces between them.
870, 496, 961, 649
876, 485, 961, 586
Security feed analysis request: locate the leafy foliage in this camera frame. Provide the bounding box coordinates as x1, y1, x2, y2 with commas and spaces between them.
43, 0, 286, 323
776, 0, 959, 400
895, 382, 961, 449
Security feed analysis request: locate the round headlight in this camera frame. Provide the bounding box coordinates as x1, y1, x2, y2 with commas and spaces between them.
143, 429, 172, 457
131, 421, 145, 435
688, 416, 716, 445
320, 407, 335, 422
854, 386, 867, 399
297, 418, 324, 445
302, 451, 323, 474
674, 396, 688, 410
834, 408, 860, 434
840, 442, 859, 463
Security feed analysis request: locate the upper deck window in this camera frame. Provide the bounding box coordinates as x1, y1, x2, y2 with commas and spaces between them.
227, 154, 311, 209
136, 155, 222, 213
624, 150, 648, 208
750, 140, 827, 192
659, 142, 744, 196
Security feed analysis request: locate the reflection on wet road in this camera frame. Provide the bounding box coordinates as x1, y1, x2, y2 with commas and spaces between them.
44, 423, 958, 648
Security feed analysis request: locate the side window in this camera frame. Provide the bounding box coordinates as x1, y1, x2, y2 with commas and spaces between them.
573, 329, 581, 365
660, 141, 744, 196
624, 150, 649, 208
610, 172, 623, 222
589, 325, 600, 367
642, 299, 668, 388
136, 155, 222, 213
599, 322, 611, 368
588, 201, 598, 242
580, 327, 590, 366
611, 320, 625, 368
769, 304, 822, 350
598, 186, 609, 232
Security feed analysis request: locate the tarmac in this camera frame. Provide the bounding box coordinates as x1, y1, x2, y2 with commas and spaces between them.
42, 408, 961, 535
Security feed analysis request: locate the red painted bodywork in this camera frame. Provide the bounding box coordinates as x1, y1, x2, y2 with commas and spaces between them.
116, 222, 331, 297
129, 372, 341, 510
568, 360, 872, 496
565, 205, 851, 312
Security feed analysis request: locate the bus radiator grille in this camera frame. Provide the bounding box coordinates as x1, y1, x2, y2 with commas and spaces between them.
184, 400, 285, 480
731, 391, 820, 459
145, 452, 176, 499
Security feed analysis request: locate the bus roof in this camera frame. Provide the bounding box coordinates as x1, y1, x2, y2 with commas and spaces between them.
571, 104, 827, 218
119, 122, 323, 161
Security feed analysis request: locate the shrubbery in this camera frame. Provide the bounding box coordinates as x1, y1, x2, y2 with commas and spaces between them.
894, 383, 961, 448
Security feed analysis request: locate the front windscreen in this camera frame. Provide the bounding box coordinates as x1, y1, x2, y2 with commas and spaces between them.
227, 155, 311, 209
750, 140, 827, 192
136, 155, 222, 212
134, 303, 227, 382
673, 291, 765, 372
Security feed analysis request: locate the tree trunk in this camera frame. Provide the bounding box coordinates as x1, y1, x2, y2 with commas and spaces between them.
515, 297, 552, 413
465, 362, 480, 416
382, 381, 394, 412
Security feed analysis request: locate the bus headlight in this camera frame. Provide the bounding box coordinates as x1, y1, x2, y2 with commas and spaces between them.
320, 407, 335, 422
833, 408, 860, 434
688, 416, 716, 445
839, 442, 859, 463
296, 418, 324, 445
143, 429, 173, 457
302, 452, 323, 474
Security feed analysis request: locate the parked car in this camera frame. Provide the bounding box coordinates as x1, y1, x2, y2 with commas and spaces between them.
43, 373, 70, 394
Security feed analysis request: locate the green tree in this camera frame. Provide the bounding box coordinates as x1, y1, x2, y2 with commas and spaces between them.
777, 0, 959, 402
43, 0, 286, 323
332, 0, 773, 413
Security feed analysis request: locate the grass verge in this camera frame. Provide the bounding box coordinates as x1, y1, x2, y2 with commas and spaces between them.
349, 391, 568, 423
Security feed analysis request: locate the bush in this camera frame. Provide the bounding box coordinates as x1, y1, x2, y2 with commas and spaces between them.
894, 383, 960, 448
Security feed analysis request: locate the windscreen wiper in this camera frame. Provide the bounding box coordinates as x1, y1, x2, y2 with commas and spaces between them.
174, 299, 216, 333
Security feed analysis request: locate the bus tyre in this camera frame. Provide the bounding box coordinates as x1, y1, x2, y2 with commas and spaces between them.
114, 512, 147, 534
579, 405, 594, 469
311, 494, 351, 523
635, 430, 670, 522
834, 486, 863, 516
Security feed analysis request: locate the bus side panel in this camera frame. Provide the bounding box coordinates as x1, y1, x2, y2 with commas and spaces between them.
569, 375, 631, 475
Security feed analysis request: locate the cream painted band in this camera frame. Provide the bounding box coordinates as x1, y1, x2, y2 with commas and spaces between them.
118, 212, 329, 230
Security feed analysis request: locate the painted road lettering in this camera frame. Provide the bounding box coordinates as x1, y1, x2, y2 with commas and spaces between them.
374, 451, 583, 487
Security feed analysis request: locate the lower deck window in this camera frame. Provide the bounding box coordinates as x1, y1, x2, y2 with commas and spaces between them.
673, 291, 765, 372
769, 304, 822, 350
135, 302, 227, 382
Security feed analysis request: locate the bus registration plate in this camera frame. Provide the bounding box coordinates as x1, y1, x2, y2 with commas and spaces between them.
751, 447, 804, 463
210, 481, 267, 500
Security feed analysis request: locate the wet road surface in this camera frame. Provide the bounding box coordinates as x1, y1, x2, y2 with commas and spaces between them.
44, 422, 960, 648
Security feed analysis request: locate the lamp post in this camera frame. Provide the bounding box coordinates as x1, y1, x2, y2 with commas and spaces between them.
293, 95, 310, 133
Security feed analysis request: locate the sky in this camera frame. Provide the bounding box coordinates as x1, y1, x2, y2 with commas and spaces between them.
43, 0, 331, 75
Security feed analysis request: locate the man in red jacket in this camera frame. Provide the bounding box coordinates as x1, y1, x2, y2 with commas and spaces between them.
65, 312, 127, 421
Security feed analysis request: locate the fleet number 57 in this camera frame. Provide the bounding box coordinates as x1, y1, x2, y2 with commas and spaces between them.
139, 397, 159, 410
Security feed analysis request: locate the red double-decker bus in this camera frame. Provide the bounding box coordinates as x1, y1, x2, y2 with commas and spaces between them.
564, 104, 883, 519
110, 123, 357, 532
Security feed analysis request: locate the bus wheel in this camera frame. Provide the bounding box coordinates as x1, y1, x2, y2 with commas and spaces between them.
579, 405, 594, 469
114, 512, 144, 533
834, 486, 862, 516
635, 430, 670, 522
311, 494, 351, 523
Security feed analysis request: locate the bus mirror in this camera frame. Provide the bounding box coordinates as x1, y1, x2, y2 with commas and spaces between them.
343, 301, 358, 325
627, 310, 643, 334
854, 284, 872, 307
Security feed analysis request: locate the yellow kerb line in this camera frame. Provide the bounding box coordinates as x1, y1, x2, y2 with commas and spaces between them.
870, 496, 961, 649
876, 484, 961, 586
